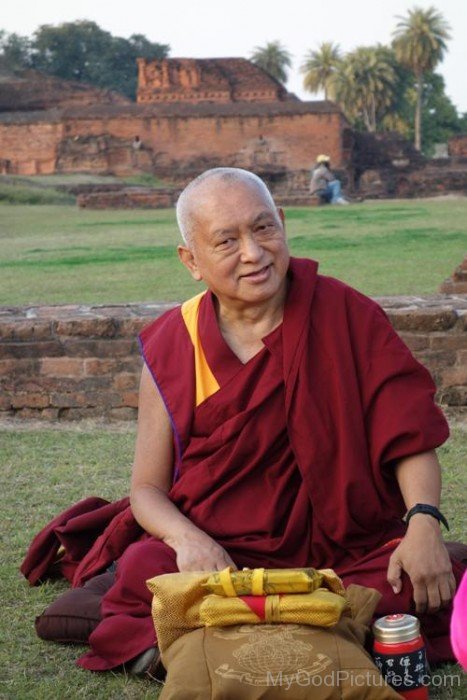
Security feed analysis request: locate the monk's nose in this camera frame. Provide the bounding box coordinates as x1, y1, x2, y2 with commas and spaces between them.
239, 234, 263, 262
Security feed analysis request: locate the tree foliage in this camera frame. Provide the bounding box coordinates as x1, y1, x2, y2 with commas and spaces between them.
331, 46, 398, 132
0, 31, 32, 70
300, 5, 462, 154
392, 6, 451, 150
0, 21, 169, 100
417, 73, 463, 154
250, 41, 292, 84
301, 42, 341, 100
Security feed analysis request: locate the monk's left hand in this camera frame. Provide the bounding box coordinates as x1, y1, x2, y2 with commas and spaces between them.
387, 515, 456, 615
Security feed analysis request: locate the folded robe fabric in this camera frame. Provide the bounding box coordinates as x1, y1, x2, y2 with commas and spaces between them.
20, 495, 140, 587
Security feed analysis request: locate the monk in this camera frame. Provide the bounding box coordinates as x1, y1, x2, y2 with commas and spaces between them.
77, 167, 463, 673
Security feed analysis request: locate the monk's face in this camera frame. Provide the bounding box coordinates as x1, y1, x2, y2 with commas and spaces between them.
178, 181, 290, 308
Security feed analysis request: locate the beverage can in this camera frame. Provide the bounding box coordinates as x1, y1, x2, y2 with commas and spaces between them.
372, 613, 429, 699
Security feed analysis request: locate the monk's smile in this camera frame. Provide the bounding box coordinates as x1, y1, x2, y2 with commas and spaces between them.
239, 263, 273, 282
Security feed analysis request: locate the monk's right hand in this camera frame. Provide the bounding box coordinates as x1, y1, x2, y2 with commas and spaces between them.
164, 530, 237, 572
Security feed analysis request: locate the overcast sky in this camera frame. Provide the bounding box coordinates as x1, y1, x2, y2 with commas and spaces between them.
3, 0, 466, 112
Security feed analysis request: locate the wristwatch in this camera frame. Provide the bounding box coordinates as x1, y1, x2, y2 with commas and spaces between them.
405, 503, 450, 531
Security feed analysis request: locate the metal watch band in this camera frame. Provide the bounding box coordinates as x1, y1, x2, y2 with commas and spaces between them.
405, 503, 450, 531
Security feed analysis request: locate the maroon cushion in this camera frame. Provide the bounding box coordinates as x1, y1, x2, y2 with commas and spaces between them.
446, 541, 467, 567
35, 571, 114, 643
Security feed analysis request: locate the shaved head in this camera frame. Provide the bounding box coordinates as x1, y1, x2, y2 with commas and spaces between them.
176, 168, 277, 246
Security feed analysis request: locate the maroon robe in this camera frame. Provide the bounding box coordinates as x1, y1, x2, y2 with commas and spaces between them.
74, 257, 461, 669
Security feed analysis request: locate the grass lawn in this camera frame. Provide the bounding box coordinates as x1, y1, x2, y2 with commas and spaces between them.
1, 197, 466, 306
0, 423, 466, 699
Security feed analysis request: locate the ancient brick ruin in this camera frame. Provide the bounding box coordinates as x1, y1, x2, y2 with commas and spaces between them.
440, 257, 467, 294
0, 68, 129, 113
1, 297, 466, 421
77, 186, 177, 209
0, 59, 350, 185
448, 135, 467, 158
136, 58, 289, 104
1, 59, 466, 199
351, 132, 467, 199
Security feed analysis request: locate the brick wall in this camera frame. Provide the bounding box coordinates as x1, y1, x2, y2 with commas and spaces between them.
1, 296, 466, 421
0, 121, 64, 175
448, 134, 467, 158
61, 111, 345, 172
0, 110, 346, 177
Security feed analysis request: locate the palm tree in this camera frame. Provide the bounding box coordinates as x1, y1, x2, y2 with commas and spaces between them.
332, 46, 398, 132
250, 41, 292, 84
301, 42, 341, 100
393, 6, 450, 150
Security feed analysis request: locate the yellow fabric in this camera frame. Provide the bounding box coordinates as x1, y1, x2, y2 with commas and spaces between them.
251, 568, 264, 595
218, 568, 237, 597
202, 567, 344, 596
181, 291, 220, 406
264, 594, 281, 623
199, 588, 348, 628
147, 567, 348, 653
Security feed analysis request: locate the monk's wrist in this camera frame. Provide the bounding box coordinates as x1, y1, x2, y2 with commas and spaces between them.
405, 503, 449, 531
163, 524, 211, 550
405, 512, 442, 536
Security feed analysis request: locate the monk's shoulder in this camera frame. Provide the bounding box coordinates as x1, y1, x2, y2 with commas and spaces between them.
314, 275, 405, 359
139, 304, 184, 345
314, 274, 383, 319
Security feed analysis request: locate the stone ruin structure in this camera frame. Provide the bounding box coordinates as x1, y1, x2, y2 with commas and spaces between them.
351, 131, 467, 199
448, 135, 467, 158
0, 58, 351, 199
0, 58, 466, 201
440, 256, 467, 294
136, 57, 288, 103
2, 295, 466, 420
0, 68, 129, 113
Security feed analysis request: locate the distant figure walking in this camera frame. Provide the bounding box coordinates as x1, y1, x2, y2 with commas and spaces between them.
309, 154, 348, 205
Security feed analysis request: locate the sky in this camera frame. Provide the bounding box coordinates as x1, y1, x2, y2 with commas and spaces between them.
3, 0, 466, 112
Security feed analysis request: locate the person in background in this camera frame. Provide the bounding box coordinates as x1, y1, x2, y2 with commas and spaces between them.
309, 154, 348, 205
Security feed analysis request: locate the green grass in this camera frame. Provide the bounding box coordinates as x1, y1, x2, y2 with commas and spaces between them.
2, 175, 124, 186
2, 174, 169, 188
0, 183, 74, 205
0, 425, 159, 699
1, 198, 466, 305
0, 423, 465, 698
122, 173, 174, 188
0, 173, 171, 207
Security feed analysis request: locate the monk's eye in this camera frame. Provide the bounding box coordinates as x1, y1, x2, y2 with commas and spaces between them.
255, 223, 275, 234
217, 238, 237, 250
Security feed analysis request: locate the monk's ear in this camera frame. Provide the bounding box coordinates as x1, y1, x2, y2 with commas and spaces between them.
277, 207, 285, 227
177, 245, 202, 281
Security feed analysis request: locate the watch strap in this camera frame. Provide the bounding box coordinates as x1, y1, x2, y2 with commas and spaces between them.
405, 503, 450, 531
